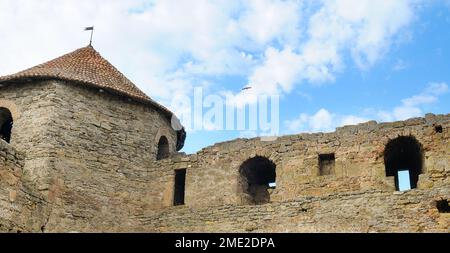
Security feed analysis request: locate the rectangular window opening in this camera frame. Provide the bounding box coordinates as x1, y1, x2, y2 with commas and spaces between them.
319, 153, 335, 176
173, 169, 186, 206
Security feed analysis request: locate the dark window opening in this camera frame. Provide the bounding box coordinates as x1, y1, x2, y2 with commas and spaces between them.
156, 136, 170, 160
239, 156, 276, 205
0, 108, 13, 143
434, 125, 443, 133
173, 169, 186, 206
436, 199, 450, 213
319, 153, 335, 176
384, 136, 423, 191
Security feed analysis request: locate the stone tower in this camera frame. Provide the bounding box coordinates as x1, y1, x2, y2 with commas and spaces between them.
0, 45, 185, 231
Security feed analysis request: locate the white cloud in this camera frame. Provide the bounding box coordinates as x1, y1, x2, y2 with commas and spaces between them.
402, 94, 437, 107
238, 0, 302, 47
285, 108, 369, 133
227, 0, 419, 106
376, 111, 395, 122
309, 108, 334, 132
425, 82, 449, 95
0, 0, 306, 110
340, 115, 369, 126
310, 0, 416, 70
387, 82, 449, 120
0, 0, 423, 116
392, 106, 423, 120
285, 81, 449, 133
221, 46, 304, 108
0, 0, 236, 102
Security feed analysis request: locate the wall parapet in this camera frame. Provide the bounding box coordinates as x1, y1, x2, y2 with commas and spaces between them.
195, 113, 449, 153
148, 113, 449, 210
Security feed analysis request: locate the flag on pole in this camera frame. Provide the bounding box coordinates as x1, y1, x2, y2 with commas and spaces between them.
84, 26, 94, 45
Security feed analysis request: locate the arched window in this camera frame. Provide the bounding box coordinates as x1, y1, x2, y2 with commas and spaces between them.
239, 156, 276, 205
156, 136, 170, 160
384, 136, 423, 191
0, 107, 13, 143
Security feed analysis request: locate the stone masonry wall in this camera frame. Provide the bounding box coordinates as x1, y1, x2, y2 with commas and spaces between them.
150, 114, 449, 209
137, 187, 450, 232
0, 139, 47, 232
136, 114, 449, 232
0, 81, 60, 194
38, 80, 178, 232
1, 80, 178, 232
1, 79, 448, 232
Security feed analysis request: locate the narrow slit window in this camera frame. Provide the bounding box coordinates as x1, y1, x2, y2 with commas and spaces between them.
156, 136, 170, 160
173, 169, 186, 206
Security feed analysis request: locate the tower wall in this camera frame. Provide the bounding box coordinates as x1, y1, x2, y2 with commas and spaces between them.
1, 80, 178, 231
42, 80, 178, 231
0, 81, 57, 193
0, 139, 47, 232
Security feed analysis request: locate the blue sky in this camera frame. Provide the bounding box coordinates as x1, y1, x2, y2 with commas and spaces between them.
0, 0, 449, 154
398, 170, 412, 191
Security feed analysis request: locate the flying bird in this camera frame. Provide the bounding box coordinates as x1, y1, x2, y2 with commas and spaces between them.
241, 86, 252, 91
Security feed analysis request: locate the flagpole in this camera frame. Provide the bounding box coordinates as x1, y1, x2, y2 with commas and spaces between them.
89, 29, 93, 45
85, 26, 94, 46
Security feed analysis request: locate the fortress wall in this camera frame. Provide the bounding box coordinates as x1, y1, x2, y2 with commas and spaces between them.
153, 114, 449, 209
36, 80, 178, 232
0, 140, 47, 232
1, 80, 448, 232
136, 187, 450, 233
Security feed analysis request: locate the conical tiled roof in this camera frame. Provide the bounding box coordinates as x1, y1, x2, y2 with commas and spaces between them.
0, 45, 172, 116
